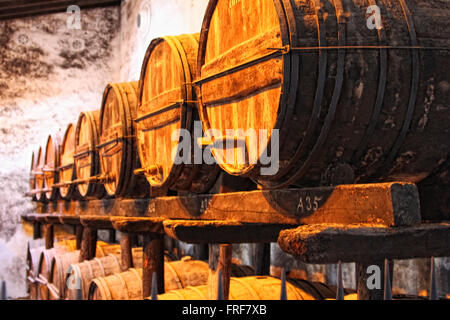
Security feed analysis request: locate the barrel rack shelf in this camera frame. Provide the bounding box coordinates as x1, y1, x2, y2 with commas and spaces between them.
22, 182, 450, 300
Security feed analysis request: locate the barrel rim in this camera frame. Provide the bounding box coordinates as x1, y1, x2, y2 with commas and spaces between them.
137, 36, 194, 191
99, 82, 136, 197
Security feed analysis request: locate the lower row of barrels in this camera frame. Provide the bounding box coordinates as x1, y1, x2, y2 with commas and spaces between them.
27, 238, 355, 301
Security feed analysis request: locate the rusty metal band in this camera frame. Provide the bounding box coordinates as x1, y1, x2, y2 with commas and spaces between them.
96, 136, 134, 150
134, 101, 183, 124
74, 149, 94, 159
269, 45, 450, 52
194, 50, 283, 86
352, 2, 388, 164
375, 0, 420, 178
271, 7, 346, 189
266, 7, 329, 181
57, 163, 74, 171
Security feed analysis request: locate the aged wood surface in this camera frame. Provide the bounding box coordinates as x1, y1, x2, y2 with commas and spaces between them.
120, 233, 134, 270
208, 244, 232, 300
43, 224, 54, 249
163, 220, 292, 244
142, 234, 165, 298
80, 215, 114, 230
79, 227, 97, 261
254, 243, 271, 276
110, 217, 164, 234
32, 183, 421, 226
278, 223, 450, 263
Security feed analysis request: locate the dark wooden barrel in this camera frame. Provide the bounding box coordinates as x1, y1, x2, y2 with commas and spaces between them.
65, 248, 143, 300
74, 111, 105, 199
98, 82, 149, 198
196, 0, 450, 188
136, 34, 220, 194
43, 132, 63, 201
58, 123, 79, 200
35, 146, 46, 202
47, 244, 124, 300
29, 150, 37, 201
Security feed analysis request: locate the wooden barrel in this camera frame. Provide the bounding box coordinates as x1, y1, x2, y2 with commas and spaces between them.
136, 34, 220, 194
98, 82, 149, 198
47, 244, 126, 300
58, 123, 79, 200
43, 132, 63, 201
26, 243, 45, 300
34, 146, 46, 202
65, 248, 144, 300
158, 276, 315, 300
88, 261, 254, 300
29, 150, 37, 201
197, 0, 450, 188
74, 111, 105, 199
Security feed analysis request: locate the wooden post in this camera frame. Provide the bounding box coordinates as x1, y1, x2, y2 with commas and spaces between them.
109, 229, 116, 243
79, 227, 97, 262
120, 233, 134, 271
43, 224, 54, 249
254, 243, 271, 276
33, 222, 41, 240
208, 244, 232, 300
142, 234, 165, 299
75, 225, 83, 250
356, 260, 393, 300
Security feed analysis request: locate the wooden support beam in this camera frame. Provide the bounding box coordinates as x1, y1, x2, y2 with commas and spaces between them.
58, 215, 81, 225
142, 234, 165, 299
44, 214, 62, 225
120, 233, 134, 271
43, 224, 54, 249
163, 220, 293, 244
33, 222, 41, 240
79, 227, 97, 262
254, 243, 271, 276
75, 225, 83, 250
208, 244, 232, 300
39, 183, 421, 227
111, 217, 164, 234
80, 216, 113, 230
278, 223, 450, 264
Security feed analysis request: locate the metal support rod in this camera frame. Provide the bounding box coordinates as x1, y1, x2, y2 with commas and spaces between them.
280, 268, 287, 300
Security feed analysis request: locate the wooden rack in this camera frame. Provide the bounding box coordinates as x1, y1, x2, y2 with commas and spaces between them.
22, 182, 450, 300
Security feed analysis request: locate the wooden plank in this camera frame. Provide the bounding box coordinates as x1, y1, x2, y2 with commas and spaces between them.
45, 183, 421, 227
111, 217, 164, 234
79, 216, 113, 230
44, 214, 62, 224
163, 220, 292, 244
278, 223, 450, 264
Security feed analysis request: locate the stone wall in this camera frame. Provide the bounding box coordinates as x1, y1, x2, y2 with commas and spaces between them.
0, 6, 120, 299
